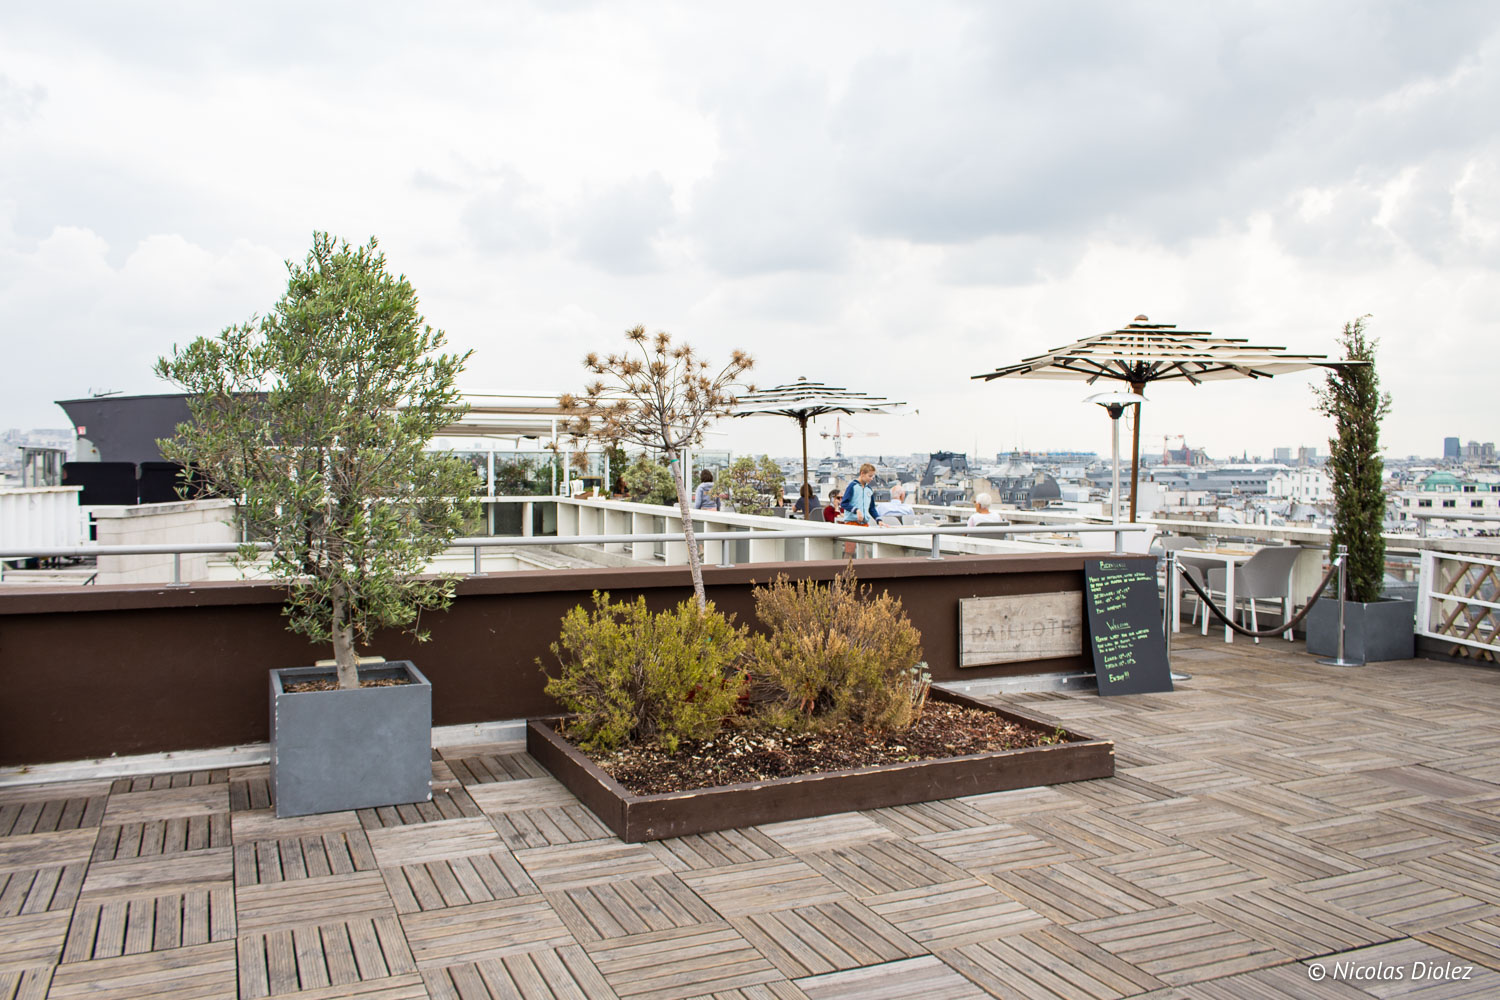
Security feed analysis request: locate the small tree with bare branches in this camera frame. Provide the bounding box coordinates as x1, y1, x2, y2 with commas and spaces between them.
559, 326, 753, 606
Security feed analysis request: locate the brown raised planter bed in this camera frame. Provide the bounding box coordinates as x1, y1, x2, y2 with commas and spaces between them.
526, 689, 1114, 842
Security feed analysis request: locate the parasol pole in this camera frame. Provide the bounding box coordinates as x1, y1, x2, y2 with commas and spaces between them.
798, 413, 810, 492
1128, 380, 1145, 522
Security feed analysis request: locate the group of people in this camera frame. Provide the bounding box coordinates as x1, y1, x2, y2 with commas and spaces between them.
693, 464, 1005, 530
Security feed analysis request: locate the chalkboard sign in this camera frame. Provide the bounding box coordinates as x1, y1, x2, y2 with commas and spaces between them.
1084, 557, 1172, 696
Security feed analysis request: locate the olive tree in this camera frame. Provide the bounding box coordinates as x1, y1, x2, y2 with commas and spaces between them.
155, 233, 480, 689
1313, 316, 1391, 603
559, 326, 753, 606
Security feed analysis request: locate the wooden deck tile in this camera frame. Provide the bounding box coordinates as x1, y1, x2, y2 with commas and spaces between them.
1012, 810, 1174, 859
1280, 744, 1404, 773
800, 839, 967, 898
0, 829, 96, 874
957, 785, 1087, 822
758, 814, 898, 854
861, 799, 994, 838
940, 923, 1165, 999
236, 870, 394, 934
731, 899, 923, 979
1303, 938, 1500, 999
465, 777, 579, 814
1278, 773, 1432, 813
1296, 867, 1499, 934
795, 955, 987, 1000
1070, 905, 1290, 986
680, 982, 809, 1000
263, 973, 427, 999
1121, 762, 1256, 797
515, 841, 672, 893
367, 817, 508, 868
234, 829, 378, 886
229, 776, 273, 813
489, 804, 612, 849
0, 966, 52, 1000
914, 823, 1081, 873
0, 862, 85, 917
444, 752, 549, 786
1097, 845, 1272, 903
1190, 829, 1363, 883
1383, 800, 1500, 846
585, 923, 781, 1000
1287, 814, 1464, 864
0, 781, 112, 806
384, 849, 539, 913
548, 873, 720, 943
1417, 915, 1500, 970
1106, 796, 1260, 838
79, 846, 232, 899
62, 885, 235, 961
1057, 774, 1178, 809
986, 861, 1171, 924
1402, 849, 1500, 907
1187, 884, 1396, 958
357, 788, 482, 830
0, 796, 107, 839
230, 808, 362, 842
866, 878, 1049, 950
100, 785, 227, 824
46, 939, 237, 999
91, 813, 230, 862
424, 944, 619, 1000
1198, 783, 1341, 826
0, 911, 69, 973
646, 829, 788, 873
238, 915, 417, 998
1163, 962, 1376, 999
109, 771, 227, 793
401, 895, 572, 969
679, 858, 847, 918
1210, 749, 1331, 785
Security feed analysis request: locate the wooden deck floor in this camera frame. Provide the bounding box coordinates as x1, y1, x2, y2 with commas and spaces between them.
3, 635, 1499, 999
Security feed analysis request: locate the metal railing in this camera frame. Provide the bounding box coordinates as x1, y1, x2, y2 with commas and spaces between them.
1, 522, 1155, 585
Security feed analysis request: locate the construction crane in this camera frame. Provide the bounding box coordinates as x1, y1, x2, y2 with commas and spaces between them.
819, 417, 879, 459
1162, 434, 1185, 464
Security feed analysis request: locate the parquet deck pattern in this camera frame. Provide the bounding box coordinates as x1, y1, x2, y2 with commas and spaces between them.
2, 634, 1498, 998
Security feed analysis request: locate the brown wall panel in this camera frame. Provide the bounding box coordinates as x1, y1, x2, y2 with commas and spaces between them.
0, 554, 1092, 765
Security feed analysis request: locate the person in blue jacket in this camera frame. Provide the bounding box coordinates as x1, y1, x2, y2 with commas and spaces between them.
838, 463, 883, 527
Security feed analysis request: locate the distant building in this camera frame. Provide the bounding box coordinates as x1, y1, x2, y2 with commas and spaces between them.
1296, 446, 1319, 467
1267, 468, 1330, 503
920, 451, 970, 486
1272, 447, 1292, 463
1391, 471, 1500, 528
984, 471, 1062, 509
1444, 437, 1461, 461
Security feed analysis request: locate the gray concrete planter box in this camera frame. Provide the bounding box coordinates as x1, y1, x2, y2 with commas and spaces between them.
1306, 597, 1415, 663
270, 660, 432, 817
528, 690, 1114, 842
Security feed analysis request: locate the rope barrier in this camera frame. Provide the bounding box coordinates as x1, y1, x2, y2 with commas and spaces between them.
1175, 557, 1342, 639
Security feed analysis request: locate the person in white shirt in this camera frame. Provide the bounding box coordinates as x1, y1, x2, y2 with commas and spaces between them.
876, 483, 916, 524
967, 492, 1007, 528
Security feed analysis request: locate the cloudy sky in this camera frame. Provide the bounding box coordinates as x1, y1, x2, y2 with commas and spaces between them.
2, 1, 1496, 463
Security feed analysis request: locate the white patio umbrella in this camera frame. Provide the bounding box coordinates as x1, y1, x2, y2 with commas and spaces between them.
972, 316, 1366, 521
730, 377, 905, 492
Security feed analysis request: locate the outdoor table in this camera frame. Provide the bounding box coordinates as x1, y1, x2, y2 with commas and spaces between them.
1175, 548, 1254, 643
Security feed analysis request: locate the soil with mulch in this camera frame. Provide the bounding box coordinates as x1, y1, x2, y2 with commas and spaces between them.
284, 677, 412, 692
569, 701, 1068, 796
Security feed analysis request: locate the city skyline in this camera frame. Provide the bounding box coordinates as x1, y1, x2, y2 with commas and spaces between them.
1, 3, 1497, 461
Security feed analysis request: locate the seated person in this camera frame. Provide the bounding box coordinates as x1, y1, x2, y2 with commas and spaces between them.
875, 483, 916, 524
822, 487, 842, 523
967, 492, 1008, 528
793, 483, 816, 517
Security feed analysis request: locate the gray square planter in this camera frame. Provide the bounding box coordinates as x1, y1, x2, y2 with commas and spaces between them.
1305, 597, 1415, 663
269, 660, 432, 817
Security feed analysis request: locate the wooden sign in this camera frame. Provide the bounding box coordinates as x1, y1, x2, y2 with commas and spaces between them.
1083, 558, 1173, 696
958, 592, 1084, 667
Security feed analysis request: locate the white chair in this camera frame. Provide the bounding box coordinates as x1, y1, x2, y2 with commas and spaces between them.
1205, 545, 1306, 642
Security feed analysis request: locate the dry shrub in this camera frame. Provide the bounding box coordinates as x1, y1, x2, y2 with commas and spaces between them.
747, 569, 927, 732
542, 592, 748, 752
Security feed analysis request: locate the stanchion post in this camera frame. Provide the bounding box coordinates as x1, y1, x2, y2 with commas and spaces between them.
1317, 544, 1362, 666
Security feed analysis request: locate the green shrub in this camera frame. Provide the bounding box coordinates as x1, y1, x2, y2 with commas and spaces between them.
747, 569, 927, 732
542, 592, 748, 752
622, 455, 678, 506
